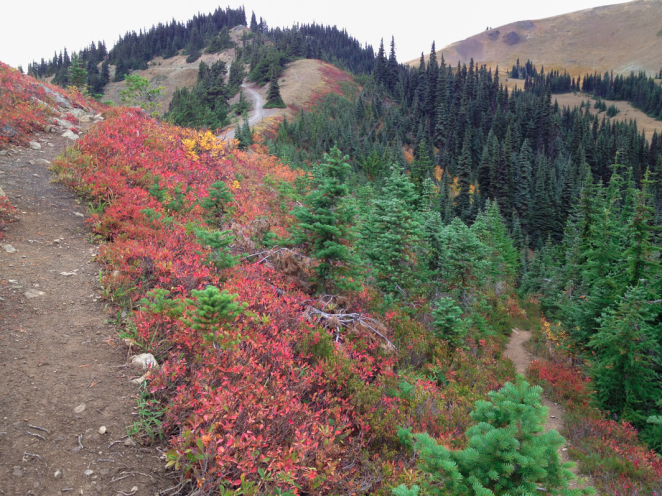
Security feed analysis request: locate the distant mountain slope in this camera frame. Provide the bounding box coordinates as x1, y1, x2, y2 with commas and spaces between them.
410, 0, 662, 76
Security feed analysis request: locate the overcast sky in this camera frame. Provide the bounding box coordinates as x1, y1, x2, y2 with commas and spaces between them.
2, 0, 632, 70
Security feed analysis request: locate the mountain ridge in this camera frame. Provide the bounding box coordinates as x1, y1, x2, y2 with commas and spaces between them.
409, 0, 662, 76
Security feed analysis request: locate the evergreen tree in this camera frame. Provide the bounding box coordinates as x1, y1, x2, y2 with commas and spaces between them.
67, 54, 88, 91
264, 65, 286, 109
250, 11, 259, 32
186, 285, 247, 348
364, 167, 421, 297
290, 146, 361, 292
201, 181, 233, 227
589, 285, 662, 429
387, 36, 399, 92
395, 377, 593, 496
374, 38, 388, 87
455, 131, 473, 223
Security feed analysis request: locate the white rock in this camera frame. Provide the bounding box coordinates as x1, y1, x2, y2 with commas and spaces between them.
131, 353, 159, 371
74, 403, 86, 414
29, 141, 41, 150
130, 374, 147, 385
24, 289, 45, 299
2, 244, 17, 253
98, 426, 107, 435
53, 470, 62, 479
61, 130, 79, 140
83, 469, 94, 476
74, 212, 84, 217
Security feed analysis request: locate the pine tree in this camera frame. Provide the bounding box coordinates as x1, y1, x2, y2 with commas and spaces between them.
395, 377, 593, 496
250, 11, 259, 32
290, 146, 361, 292
364, 167, 421, 296
201, 181, 233, 227
387, 36, 399, 92
186, 286, 247, 348
264, 65, 286, 109
410, 140, 432, 197
374, 38, 388, 87
67, 54, 88, 91
589, 285, 662, 428
455, 131, 473, 223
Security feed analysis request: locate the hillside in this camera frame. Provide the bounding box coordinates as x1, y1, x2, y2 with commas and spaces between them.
101, 26, 247, 113
410, 0, 662, 76
503, 79, 662, 136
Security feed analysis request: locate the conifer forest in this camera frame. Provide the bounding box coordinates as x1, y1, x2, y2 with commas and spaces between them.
3, 4, 662, 495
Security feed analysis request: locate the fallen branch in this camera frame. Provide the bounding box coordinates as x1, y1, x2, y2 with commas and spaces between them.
306, 306, 396, 350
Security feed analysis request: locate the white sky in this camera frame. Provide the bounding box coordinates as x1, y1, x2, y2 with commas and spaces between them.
1, 0, 633, 70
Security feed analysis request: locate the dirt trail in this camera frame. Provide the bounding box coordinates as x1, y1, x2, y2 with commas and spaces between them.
219, 83, 277, 141
504, 329, 594, 492
0, 132, 171, 494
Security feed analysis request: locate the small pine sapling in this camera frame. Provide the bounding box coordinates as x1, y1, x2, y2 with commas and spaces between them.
202, 181, 233, 227
194, 227, 239, 271
395, 376, 594, 496
185, 285, 247, 348
432, 297, 466, 348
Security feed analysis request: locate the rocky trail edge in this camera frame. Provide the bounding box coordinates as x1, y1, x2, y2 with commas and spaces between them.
0, 125, 173, 495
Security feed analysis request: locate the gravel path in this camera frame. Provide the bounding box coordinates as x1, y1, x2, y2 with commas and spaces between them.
0, 131, 172, 495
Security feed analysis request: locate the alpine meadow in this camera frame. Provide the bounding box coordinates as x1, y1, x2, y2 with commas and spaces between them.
2, 1, 662, 495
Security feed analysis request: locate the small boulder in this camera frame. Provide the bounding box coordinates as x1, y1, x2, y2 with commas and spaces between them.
131, 353, 159, 371
61, 130, 79, 140
2, 244, 17, 253
24, 289, 45, 299
29, 141, 41, 150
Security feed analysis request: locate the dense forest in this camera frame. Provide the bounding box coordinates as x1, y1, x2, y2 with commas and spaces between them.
264, 42, 662, 451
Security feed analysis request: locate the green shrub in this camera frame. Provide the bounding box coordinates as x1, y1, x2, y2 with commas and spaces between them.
394, 376, 595, 496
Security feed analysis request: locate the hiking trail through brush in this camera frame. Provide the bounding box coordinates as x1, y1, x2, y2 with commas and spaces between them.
0, 129, 173, 494
505, 328, 596, 493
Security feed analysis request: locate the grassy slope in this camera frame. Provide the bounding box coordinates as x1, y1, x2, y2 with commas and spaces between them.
410, 0, 662, 76
503, 79, 662, 136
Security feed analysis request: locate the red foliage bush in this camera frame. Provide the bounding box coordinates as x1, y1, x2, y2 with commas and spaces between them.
528, 358, 662, 494
0, 61, 103, 148
528, 359, 591, 407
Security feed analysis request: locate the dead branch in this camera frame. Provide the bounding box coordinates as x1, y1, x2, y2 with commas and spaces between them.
306, 306, 396, 350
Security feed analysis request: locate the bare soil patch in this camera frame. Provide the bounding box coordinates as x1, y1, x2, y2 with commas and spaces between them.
0, 132, 172, 495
